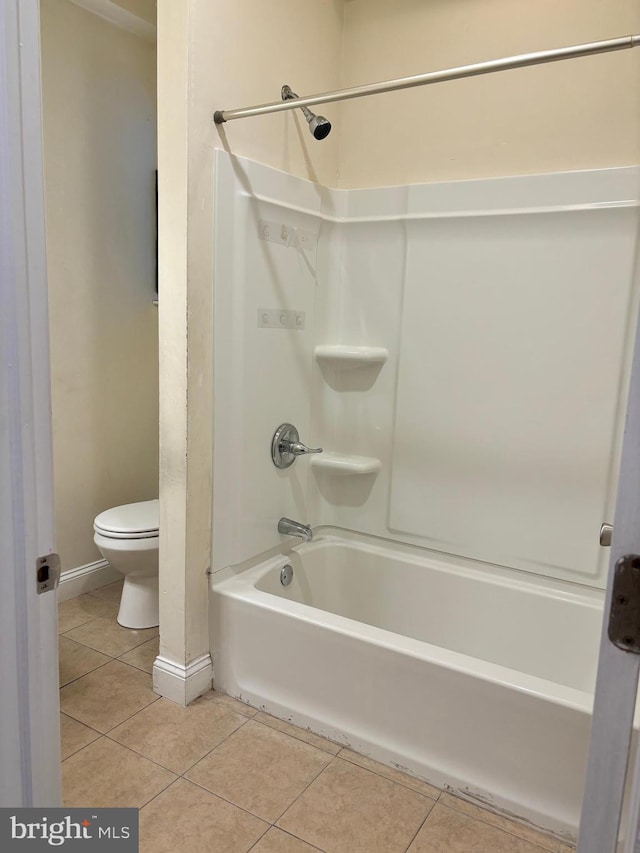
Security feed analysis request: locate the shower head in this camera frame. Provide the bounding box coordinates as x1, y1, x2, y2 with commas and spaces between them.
281, 85, 332, 140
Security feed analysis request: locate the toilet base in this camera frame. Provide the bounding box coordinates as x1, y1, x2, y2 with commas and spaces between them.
118, 575, 159, 629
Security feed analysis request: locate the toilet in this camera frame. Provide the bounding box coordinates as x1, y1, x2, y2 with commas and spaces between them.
93, 499, 159, 629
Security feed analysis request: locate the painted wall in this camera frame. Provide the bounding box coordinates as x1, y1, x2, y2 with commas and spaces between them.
338, 0, 640, 187
156, 0, 343, 698
41, 0, 158, 574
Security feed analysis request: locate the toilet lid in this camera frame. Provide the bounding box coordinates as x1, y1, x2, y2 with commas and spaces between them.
94, 499, 159, 538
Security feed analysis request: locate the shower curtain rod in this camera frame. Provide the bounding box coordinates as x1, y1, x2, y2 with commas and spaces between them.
214, 35, 640, 125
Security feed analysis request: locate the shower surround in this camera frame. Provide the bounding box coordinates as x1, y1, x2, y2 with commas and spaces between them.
210, 151, 640, 840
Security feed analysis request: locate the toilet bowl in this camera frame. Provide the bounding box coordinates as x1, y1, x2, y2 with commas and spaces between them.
93, 499, 159, 629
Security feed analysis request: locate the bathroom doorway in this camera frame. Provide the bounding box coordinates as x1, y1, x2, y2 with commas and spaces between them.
38, 0, 159, 790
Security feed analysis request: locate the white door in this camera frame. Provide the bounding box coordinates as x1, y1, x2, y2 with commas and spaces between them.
577, 237, 640, 851
0, 0, 61, 807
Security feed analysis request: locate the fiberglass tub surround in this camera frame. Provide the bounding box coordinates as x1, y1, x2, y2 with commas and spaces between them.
210, 151, 640, 841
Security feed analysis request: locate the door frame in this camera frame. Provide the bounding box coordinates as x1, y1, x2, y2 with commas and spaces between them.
0, 0, 61, 807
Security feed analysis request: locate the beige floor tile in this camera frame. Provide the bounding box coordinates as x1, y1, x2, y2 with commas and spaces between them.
407, 804, 549, 853
60, 660, 159, 733
119, 637, 159, 673
251, 827, 322, 853
87, 580, 124, 602
186, 719, 331, 822
59, 637, 111, 687
109, 694, 248, 774
254, 712, 341, 755
63, 616, 158, 657
139, 779, 267, 853
62, 738, 175, 808
57, 594, 118, 633
339, 748, 441, 800
278, 756, 434, 853
210, 689, 258, 717
439, 793, 565, 852
60, 714, 100, 760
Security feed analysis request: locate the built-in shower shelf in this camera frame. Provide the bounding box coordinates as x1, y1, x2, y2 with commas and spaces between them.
310, 452, 381, 476
314, 345, 389, 370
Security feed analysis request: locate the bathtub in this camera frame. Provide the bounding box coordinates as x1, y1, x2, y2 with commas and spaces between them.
210, 529, 604, 841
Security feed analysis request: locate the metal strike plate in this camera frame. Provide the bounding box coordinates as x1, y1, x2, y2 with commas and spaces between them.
36, 553, 61, 594
608, 554, 640, 653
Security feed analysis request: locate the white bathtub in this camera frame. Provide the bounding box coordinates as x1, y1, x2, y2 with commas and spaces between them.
211, 530, 604, 841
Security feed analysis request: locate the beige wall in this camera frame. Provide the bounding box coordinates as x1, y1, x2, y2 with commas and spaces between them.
111, 0, 156, 26
41, 0, 158, 573
157, 0, 640, 696
338, 0, 640, 187
156, 0, 343, 684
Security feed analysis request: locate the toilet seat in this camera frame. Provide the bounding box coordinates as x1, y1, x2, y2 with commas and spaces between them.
94, 499, 159, 540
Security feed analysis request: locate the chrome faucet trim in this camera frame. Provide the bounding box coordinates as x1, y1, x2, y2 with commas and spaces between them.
271, 423, 323, 470
278, 517, 313, 542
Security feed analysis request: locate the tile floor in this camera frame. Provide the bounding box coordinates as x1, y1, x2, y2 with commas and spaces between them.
59, 581, 575, 853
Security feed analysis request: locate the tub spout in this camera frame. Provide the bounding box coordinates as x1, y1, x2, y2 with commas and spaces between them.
278, 517, 313, 542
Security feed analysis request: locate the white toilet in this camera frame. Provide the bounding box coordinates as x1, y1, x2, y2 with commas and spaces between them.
93, 499, 159, 629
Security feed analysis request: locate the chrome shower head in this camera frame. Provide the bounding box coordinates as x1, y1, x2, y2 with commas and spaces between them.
281, 85, 332, 140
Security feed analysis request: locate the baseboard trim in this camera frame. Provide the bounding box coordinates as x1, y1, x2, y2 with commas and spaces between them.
57, 559, 120, 602
152, 653, 213, 706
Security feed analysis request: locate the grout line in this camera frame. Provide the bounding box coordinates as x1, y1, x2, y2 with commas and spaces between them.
61, 730, 180, 801
178, 716, 253, 774
273, 753, 338, 829
249, 717, 339, 760
101, 690, 165, 732
248, 826, 325, 853
208, 704, 257, 722
182, 720, 333, 827
180, 774, 278, 825
103, 696, 163, 734
209, 692, 260, 718
435, 800, 563, 852
86, 583, 123, 601
99, 731, 181, 778
59, 658, 113, 689
336, 748, 441, 801
59, 717, 103, 763
116, 638, 158, 665
255, 712, 342, 756
402, 800, 437, 853
60, 712, 104, 738
244, 823, 271, 852
59, 699, 159, 739
114, 661, 153, 675
136, 777, 181, 814
60, 742, 99, 764
103, 708, 249, 775
137, 771, 179, 811
59, 630, 158, 657
58, 616, 100, 635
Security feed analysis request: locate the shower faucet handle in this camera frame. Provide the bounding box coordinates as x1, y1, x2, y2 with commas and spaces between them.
289, 441, 323, 457
271, 423, 323, 469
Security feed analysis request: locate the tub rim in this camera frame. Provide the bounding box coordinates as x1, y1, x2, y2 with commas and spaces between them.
212, 532, 598, 716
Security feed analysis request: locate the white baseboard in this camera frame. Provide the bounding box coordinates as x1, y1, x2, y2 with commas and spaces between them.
152, 653, 213, 706
57, 559, 120, 602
